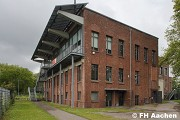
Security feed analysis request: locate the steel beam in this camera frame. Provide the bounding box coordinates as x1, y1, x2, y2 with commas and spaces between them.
38, 49, 53, 55
48, 28, 69, 39
42, 41, 60, 48
57, 10, 84, 25
34, 55, 48, 60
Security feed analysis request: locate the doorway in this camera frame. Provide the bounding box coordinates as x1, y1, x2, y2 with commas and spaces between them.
106, 91, 112, 106
119, 91, 125, 106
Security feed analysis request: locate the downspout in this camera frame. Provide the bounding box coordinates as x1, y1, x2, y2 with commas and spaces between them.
129, 28, 132, 107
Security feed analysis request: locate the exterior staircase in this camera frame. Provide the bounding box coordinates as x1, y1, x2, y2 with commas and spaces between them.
165, 89, 176, 100
28, 87, 37, 101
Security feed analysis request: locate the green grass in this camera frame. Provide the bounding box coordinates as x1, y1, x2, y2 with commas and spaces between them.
44, 102, 136, 120
173, 100, 180, 104
2, 100, 56, 120
162, 100, 169, 104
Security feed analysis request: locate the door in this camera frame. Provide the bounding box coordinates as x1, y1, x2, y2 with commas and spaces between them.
119, 91, 124, 106
106, 91, 112, 106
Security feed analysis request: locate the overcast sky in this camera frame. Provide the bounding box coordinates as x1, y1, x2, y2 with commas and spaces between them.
0, 0, 173, 73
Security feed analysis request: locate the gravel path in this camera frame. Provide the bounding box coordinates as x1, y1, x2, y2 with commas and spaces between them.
100, 101, 180, 120
34, 102, 87, 120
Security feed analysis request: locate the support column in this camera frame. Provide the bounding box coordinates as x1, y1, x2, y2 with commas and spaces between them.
45, 81, 47, 101
71, 55, 74, 108
59, 64, 62, 104
51, 70, 54, 102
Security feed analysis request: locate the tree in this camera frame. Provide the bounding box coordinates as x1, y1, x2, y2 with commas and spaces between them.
160, 0, 180, 77
0, 63, 36, 95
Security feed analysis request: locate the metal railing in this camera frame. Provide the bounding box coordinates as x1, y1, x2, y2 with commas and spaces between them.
56, 45, 84, 63
0, 87, 10, 118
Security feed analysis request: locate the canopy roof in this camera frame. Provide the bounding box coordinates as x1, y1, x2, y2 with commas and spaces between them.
31, 3, 87, 62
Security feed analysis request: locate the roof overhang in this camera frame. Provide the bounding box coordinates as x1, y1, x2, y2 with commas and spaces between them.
31, 3, 87, 63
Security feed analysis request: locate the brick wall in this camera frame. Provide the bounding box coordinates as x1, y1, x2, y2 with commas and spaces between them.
83, 8, 158, 107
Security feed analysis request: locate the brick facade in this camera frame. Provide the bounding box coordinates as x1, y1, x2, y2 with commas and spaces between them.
36, 6, 159, 108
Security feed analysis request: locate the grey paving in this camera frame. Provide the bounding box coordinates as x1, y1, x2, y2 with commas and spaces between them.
34, 102, 87, 120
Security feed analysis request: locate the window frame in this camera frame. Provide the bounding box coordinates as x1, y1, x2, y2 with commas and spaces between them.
65, 92, 68, 99
106, 36, 112, 54
106, 66, 112, 82
91, 64, 98, 80
164, 68, 168, 76
119, 40, 124, 57
152, 50, 156, 65
135, 45, 140, 61
65, 71, 68, 84
91, 91, 99, 101
119, 68, 124, 83
135, 71, 140, 85
77, 65, 82, 82
91, 32, 99, 51
144, 47, 148, 63
78, 91, 81, 101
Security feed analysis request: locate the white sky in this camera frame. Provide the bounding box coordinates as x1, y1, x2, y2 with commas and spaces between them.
0, 0, 174, 73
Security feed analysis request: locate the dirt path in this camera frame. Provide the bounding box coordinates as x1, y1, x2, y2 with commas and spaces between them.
34, 102, 87, 120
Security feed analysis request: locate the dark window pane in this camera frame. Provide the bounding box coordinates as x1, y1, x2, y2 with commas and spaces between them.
119, 68, 123, 82
91, 32, 99, 51
135, 45, 140, 61
106, 66, 112, 81
91, 64, 98, 80
119, 40, 124, 57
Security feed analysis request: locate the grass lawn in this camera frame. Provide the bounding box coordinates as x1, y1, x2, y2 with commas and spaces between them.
44, 102, 135, 120
174, 100, 180, 104
2, 100, 56, 120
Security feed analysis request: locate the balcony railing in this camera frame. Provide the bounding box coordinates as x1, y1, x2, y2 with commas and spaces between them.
56, 45, 84, 63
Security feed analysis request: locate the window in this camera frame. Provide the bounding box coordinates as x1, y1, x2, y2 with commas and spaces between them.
77, 65, 82, 82
65, 92, 68, 99
135, 71, 140, 85
61, 73, 63, 85
160, 67, 163, 75
135, 45, 140, 61
78, 91, 81, 100
164, 68, 168, 76
144, 48, 148, 63
119, 40, 124, 57
152, 50, 156, 65
77, 29, 82, 46
91, 91, 98, 101
91, 64, 98, 80
119, 68, 124, 82
106, 66, 112, 82
91, 32, 99, 51
135, 95, 139, 105
106, 36, 112, 54
65, 71, 68, 84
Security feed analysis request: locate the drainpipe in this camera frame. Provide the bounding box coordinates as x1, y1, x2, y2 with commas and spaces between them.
129, 28, 132, 107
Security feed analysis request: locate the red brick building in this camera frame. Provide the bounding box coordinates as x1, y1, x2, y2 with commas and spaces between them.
158, 65, 172, 99
32, 3, 159, 108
